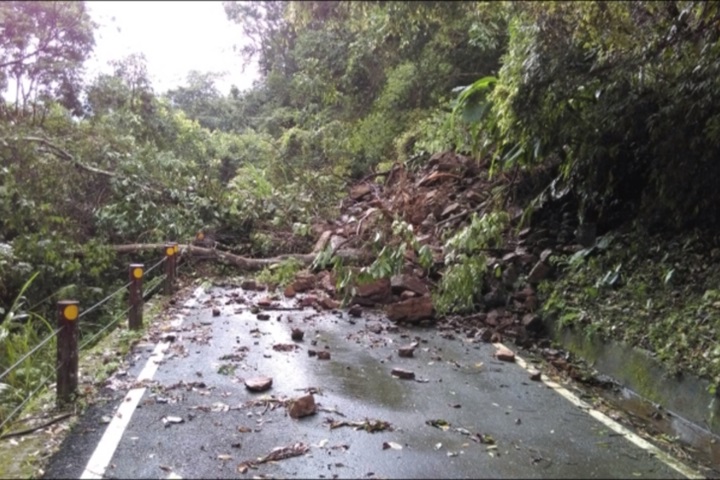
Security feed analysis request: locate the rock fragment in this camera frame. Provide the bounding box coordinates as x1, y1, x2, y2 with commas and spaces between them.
385, 296, 434, 322
284, 285, 296, 298
398, 342, 418, 358
291, 328, 305, 341
288, 394, 317, 419
494, 345, 515, 362
391, 368, 415, 380
245, 376, 273, 392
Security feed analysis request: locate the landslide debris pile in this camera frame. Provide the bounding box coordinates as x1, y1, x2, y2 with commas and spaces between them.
279, 152, 584, 347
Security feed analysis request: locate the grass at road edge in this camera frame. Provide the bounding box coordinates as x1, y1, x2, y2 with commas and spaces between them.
0, 290, 172, 479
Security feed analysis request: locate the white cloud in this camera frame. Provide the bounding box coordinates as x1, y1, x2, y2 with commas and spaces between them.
85, 1, 259, 95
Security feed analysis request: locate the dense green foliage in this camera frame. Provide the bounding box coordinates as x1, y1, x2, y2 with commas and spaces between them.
2, 0, 720, 422
485, 2, 720, 230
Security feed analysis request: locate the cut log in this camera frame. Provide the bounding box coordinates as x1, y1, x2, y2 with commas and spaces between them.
312, 231, 333, 253
110, 244, 370, 271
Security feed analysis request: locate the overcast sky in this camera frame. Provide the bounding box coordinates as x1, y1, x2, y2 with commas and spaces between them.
85, 1, 260, 95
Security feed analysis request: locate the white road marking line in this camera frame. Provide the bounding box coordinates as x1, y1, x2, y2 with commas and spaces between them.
80, 288, 204, 479
508, 346, 704, 479
79, 388, 146, 479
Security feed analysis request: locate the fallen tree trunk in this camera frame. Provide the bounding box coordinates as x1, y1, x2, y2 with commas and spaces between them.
111, 243, 371, 271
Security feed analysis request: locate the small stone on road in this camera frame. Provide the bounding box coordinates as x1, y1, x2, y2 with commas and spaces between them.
391, 368, 415, 380
288, 394, 317, 419
245, 376, 273, 392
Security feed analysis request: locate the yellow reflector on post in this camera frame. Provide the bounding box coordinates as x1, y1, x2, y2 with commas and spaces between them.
132, 267, 143, 279
166, 246, 174, 256
173, 244, 179, 254
64, 304, 79, 321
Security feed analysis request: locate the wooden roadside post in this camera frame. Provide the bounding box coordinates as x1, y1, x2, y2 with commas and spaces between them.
56, 300, 79, 406
172, 242, 179, 285
164, 243, 176, 295
129, 263, 144, 330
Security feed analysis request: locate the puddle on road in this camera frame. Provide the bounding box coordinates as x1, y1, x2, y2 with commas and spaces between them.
322, 353, 410, 409
295, 316, 416, 410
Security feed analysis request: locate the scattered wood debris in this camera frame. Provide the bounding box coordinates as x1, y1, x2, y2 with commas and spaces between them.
326, 418, 393, 433
236, 442, 310, 473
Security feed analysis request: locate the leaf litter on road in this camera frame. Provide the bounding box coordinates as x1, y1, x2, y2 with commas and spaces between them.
426, 419, 499, 452
272, 343, 299, 352
426, 419, 451, 431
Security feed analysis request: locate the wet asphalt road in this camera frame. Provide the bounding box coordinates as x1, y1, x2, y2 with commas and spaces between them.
44, 282, 690, 479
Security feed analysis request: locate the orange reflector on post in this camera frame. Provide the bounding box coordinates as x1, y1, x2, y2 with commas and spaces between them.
63, 304, 79, 321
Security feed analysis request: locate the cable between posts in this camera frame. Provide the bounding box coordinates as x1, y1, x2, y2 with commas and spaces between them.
0, 253, 178, 431
144, 256, 166, 275
0, 326, 64, 382
143, 274, 167, 300
77, 280, 132, 321
26, 290, 60, 313
0, 358, 67, 433
79, 312, 126, 351
74, 257, 164, 323
78, 261, 166, 351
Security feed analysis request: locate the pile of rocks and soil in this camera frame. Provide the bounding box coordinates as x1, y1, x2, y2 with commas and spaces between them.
268, 152, 585, 348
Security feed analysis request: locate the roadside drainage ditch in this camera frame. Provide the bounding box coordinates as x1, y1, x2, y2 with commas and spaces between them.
550, 322, 720, 471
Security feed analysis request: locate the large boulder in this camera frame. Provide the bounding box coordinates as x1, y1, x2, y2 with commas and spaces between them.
385, 296, 434, 323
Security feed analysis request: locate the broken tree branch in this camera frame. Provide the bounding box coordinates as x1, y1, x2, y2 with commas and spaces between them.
0, 413, 74, 440
19, 136, 118, 179
12, 136, 173, 199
